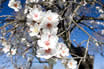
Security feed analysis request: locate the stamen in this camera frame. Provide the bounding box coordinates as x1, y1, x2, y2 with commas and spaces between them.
47, 23, 52, 28
45, 48, 51, 53
14, 3, 18, 8
45, 41, 50, 46
34, 14, 38, 18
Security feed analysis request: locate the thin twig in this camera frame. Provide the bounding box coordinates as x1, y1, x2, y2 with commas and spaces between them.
83, 37, 90, 62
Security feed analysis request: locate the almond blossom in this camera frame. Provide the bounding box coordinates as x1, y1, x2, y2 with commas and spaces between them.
56, 42, 69, 58
36, 48, 57, 59
38, 34, 58, 49
67, 59, 77, 69
7, 48, 17, 56
41, 10, 59, 26
27, 8, 44, 23
40, 11, 59, 35
8, 0, 21, 12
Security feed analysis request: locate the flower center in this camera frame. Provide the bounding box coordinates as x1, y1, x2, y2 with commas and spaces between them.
70, 62, 73, 66
34, 14, 38, 18
45, 48, 51, 53
48, 17, 52, 21
45, 41, 50, 46
14, 3, 18, 8
47, 23, 52, 28
62, 50, 65, 53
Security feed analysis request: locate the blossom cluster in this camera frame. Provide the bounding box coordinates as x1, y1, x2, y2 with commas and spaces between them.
26, 7, 70, 59
6, 0, 78, 69
26, 7, 77, 68
7, 0, 70, 59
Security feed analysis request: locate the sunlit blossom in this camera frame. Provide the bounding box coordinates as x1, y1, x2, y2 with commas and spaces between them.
36, 48, 57, 59
8, 0, 21, 12
41, 10, 59, 25
56, 42, 69, 58
38, 34, 58, 49
67, 59, 77, 69
27, 8, 44, 22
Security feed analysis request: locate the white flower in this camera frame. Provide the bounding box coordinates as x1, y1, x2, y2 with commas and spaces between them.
27, 8, 44, 22
29, 23, 41, 37
41, 10, 59, 25
8, 0, 21, 12
80, 1, 87, 6
10, 48, 17, 55
56, 42, 69, 58
2, 45, 10, 53
67, 59, 77, 69
96, 6, 100, 9
99, 9, 104, 13
38, 34, 58, 49
36, 48, 57, 59
96, 6, 104, 13
7, 48, 17, 56
40, 11, 59, 35
83, 1, 87, 6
